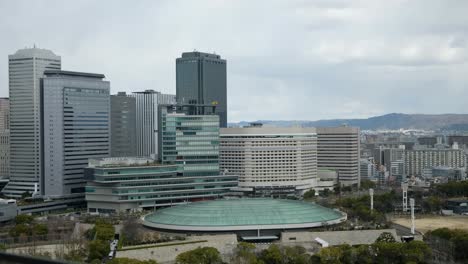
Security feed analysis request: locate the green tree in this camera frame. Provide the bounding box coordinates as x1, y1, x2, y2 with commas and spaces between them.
231, 242, 263, 264
401, 241, 431, 264
108, 258, 158, 264
32, 223, 48, 236
283, 245, 310, 264
259, 244, 282, 264
9, 224, 31, 237
175, 247, 222, 264
303, 189, 316, 200
360, 180, 376, 190
375, 232, 396, 243
21, 191, 32, 199
316, 246, 343, 264
88, 239, 110, 262
14, 214, 34, 225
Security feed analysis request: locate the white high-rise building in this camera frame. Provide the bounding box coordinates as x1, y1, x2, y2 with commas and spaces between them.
3, 48, 61, 197
220, 126, 318, 196
133, 90, 175, 157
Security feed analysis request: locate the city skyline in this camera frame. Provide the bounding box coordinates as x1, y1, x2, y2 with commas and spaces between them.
1, 0, 468, 123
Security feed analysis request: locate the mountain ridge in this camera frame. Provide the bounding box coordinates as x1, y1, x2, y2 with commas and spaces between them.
229, 113, 468, 130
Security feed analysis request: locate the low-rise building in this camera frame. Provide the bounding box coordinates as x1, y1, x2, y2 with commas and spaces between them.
0, 198, 17, 222
85, 157, 238, 213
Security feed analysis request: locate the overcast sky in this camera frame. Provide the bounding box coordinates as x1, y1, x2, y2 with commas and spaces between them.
1, 0, 467, 122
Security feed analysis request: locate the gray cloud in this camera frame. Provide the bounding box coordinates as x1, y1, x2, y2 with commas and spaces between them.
1, 0, 467, 122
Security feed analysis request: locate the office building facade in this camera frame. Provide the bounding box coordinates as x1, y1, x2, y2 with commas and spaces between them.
176, 52, 227, 127
133, 90, 175, 157
111, 92, 136, 157
3, 48, 61, 197
0, 98, 9, 179
85, 106, 238, 213
317, 126, 360, 186
219, 126, 318, 196
41, 70, 110, 197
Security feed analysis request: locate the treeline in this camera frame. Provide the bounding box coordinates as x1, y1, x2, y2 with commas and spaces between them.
426, 228, 468, 262
174, 237, 431, 264
434, 180, 468, 197
334, 191, 398, 222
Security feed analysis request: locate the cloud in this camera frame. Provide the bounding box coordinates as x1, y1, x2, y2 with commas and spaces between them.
0, 0, 467, 122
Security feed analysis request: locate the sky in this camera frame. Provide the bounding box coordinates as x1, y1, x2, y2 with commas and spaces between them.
1, 0, 468, 122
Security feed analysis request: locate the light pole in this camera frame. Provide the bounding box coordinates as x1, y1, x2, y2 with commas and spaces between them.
402, 183, 408, 212
369, 188, 374, 211
410, 198, 415, 235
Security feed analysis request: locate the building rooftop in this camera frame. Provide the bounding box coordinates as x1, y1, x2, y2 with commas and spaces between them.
43, 70, 105, 79
87, 157, 167, 168
143, 198, 345, 231
9, 47, 60, 60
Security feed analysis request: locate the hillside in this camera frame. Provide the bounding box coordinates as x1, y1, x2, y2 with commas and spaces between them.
230, 113, 468, 130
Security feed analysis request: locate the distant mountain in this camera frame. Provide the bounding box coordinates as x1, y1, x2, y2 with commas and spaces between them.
229, 113, 468, 131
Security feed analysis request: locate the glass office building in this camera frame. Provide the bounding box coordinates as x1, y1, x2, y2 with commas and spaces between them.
85, 106, 237, 213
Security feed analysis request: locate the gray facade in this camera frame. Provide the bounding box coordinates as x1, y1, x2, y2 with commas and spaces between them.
111, 92, 136, 157
317, 126, 361, 186
3, 48, 61, 197
0, 98, 9, 179
176, 52, 227, 127
41, 70, 110, 197
133, 90, 175, 158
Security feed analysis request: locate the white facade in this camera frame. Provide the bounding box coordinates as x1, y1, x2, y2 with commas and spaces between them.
3, 48, 61, 197
404, 148, 465, 177
132, 90, 175, 157
220, 127, 318, 194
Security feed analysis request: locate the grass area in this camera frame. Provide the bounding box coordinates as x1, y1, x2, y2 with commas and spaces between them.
119, 240, 208, 251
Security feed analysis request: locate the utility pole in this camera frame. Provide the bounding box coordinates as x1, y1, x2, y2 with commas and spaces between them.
369, 188, 374, 211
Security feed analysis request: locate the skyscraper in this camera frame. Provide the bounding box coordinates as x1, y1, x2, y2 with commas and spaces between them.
176, 51, 227, 127
41, 70, 110, 197
111, 92, 136, 157
3, 48, 61, 197
133, 90, 175, 157
317, 126, 361, 186
0, 98, 9, 180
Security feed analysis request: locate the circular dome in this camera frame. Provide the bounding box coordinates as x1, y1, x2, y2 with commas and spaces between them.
143, 198, 346, 232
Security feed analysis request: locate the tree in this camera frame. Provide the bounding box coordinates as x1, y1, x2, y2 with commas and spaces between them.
303, 189, 316, 200
9, 224, 31, 237
360, 180, 376, 190
316, 246, 343, 264
231, 242, 263, 264
108, 258, 158, 264
32, 223, 48, 236
175, 247, 222, 264
21, 191, 32, 199
259, 244, 282, 264
88, 239, 110, 262
375, 232, 396, 243
14, 214, 34, 225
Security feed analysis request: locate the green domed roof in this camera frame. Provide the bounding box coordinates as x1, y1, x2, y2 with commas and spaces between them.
143, 198, 345, 231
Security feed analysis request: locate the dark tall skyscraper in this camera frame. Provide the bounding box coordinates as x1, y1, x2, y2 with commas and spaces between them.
176, 51, 227, 127
111, 92, 136, 157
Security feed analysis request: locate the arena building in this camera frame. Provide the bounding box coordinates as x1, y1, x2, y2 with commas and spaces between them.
143, 198, 346, 240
